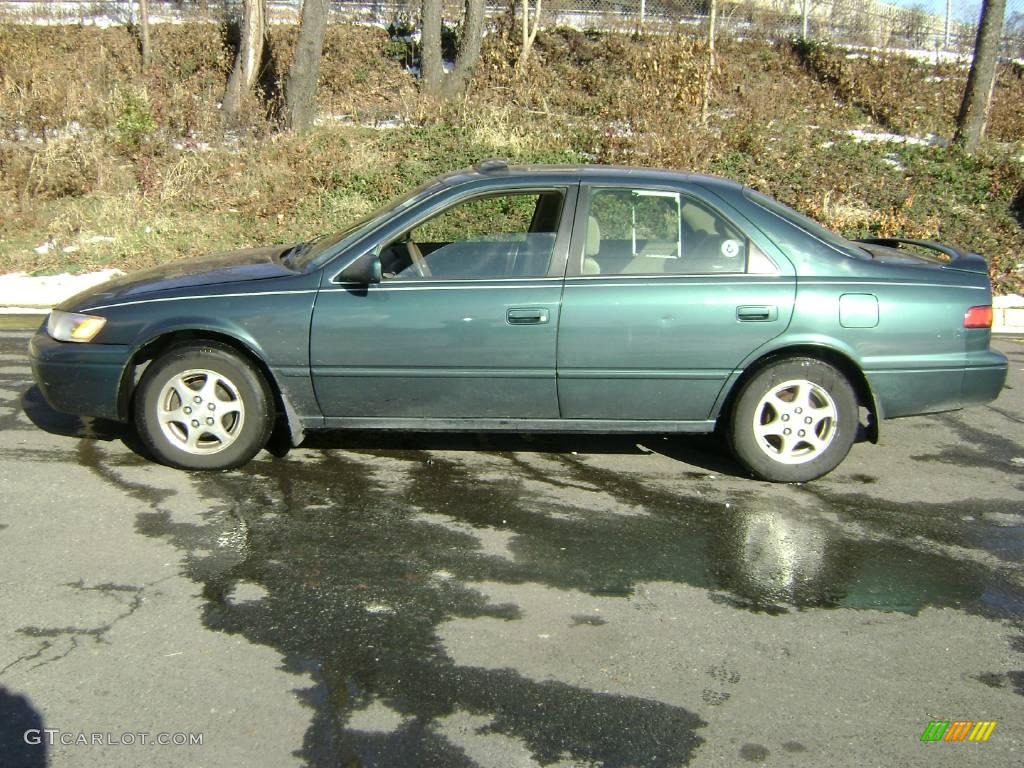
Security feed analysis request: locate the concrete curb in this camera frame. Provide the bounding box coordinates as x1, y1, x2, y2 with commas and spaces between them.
993, 294, 1024, 335
0, 270, 1022, 334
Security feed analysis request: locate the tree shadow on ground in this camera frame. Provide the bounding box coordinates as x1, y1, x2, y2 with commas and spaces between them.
0, 687, 46, 768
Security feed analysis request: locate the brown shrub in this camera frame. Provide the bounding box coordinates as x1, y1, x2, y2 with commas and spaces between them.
0, 26, 140, 135
0, 22, 415, 141
144, 23, 231, 138
287, 25, 416, 119
988, 63, 1024, 143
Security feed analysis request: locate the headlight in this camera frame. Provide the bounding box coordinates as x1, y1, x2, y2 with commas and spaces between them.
47, 310, 107, 343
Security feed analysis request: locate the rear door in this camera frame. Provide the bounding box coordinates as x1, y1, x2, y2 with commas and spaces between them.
556, 183, 796, 421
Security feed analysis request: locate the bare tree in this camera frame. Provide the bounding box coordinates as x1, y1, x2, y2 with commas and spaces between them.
516, 0, 542, 73
700, 0, 717, 124
222, 0, 267, 124
285, 0, 330, 131
799, 0, 814, 39
139, 0, 151, 68
421, 0, 486, 99
955, 0, 1007, 154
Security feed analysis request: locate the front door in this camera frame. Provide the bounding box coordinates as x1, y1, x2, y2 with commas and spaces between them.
310, 187, 574, 420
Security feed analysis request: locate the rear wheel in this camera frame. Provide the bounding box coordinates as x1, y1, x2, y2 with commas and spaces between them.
729, 357, 858, 482
134, 342, 273, 470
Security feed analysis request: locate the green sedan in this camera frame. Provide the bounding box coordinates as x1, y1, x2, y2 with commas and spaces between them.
29, 161, 1008, 481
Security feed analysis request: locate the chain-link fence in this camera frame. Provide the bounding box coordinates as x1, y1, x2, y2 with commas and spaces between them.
1, 0, 1022, 58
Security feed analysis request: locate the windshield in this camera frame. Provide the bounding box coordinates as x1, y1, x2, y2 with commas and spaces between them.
287, 178, 448, 270
744, 189, 868, 260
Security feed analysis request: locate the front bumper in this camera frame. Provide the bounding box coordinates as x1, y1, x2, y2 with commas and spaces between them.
29, 327, 132, 421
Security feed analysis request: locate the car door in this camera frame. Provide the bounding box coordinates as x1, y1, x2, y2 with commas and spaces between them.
556, 182, 796, 422
309, 186, 575, 421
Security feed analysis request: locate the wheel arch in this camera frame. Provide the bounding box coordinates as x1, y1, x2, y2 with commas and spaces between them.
118, 328, 304, 446
715, 343, 881, 443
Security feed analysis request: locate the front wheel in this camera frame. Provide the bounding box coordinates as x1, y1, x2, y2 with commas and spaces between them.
134, 342, 273, 470
729, 358, 858, 482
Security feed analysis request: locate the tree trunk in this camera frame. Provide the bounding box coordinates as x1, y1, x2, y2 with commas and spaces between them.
222, 0, 267, 125
444, 0, 485, 98
421, 0, 486, 100
421, 0, 445, 97
515, 0, 542, 73
139, 0, 151, 68
954, 0, 1006, 154
285, 0, 330, 131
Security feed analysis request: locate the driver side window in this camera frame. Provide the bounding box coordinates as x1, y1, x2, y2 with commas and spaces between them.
380, 190, 564, 280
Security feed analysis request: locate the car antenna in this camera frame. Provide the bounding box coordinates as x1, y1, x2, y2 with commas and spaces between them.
476, 158, 509, 174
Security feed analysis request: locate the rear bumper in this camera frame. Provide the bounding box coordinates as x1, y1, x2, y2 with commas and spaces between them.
961, 351, 1009, 407
29, 328, 132, 421
866, 349, 1007, 419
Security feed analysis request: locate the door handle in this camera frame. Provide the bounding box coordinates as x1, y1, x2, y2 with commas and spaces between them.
507, 307, 549, 325
736, 305, 778, 322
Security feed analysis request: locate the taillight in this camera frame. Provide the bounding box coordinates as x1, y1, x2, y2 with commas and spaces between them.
964, 305, 993, 328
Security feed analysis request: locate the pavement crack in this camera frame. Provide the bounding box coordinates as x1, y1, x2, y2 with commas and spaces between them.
5, 580, 158, 675
0, 639, 57, 677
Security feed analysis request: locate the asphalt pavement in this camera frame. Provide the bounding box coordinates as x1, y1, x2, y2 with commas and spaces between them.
1, 323, 1022, 767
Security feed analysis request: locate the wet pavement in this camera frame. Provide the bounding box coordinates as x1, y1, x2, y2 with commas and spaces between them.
0, 324, 1022, 767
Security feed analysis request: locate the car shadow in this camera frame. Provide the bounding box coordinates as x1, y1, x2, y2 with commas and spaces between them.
22, 383, 873, 480
19, 385, 154, 459
292, 416, 874, 479
21, 385, 128, 441
295, 429, 752, 478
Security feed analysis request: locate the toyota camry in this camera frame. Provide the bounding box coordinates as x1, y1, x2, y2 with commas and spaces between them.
29, 161, 1008, 481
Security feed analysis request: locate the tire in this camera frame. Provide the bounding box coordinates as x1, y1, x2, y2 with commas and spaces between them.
728, 357, 858, 483
134, 342, 273, 470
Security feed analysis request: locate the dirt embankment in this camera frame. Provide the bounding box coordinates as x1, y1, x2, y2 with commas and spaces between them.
1, 23, 1021, 292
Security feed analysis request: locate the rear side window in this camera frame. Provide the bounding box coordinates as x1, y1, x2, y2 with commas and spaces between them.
744, 189, 867, 260
583, 188, 770, 275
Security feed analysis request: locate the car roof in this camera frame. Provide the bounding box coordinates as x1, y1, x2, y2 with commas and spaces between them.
436, 161, 744, 194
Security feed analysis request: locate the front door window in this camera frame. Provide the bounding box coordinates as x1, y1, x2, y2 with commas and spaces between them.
379, 191, 564, 280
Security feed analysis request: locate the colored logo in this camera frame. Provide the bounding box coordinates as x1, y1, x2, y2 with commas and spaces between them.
920, 720, 997, 742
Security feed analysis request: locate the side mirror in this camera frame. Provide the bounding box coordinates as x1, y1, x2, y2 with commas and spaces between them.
338, 251, 382, 284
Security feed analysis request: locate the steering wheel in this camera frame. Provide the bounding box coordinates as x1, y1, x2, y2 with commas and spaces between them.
407, 238, 432, 278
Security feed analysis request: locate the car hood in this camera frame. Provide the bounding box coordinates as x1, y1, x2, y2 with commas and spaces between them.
59, 244, 298, 311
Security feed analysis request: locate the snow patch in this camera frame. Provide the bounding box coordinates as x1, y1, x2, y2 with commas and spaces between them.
881, 153, 906, 171
314, 113, 410, 130
0, 269, 125, 309
845, 129, 948, 147
839, 43, 970, 67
